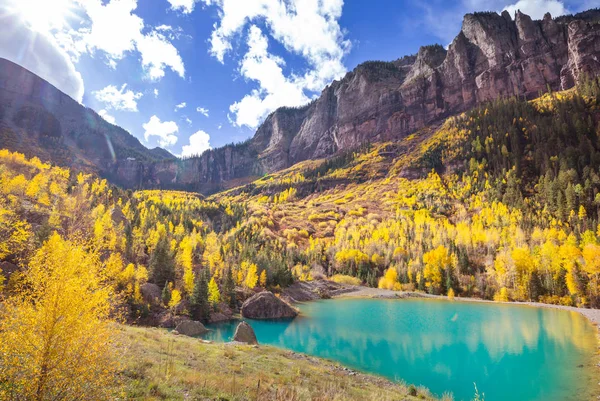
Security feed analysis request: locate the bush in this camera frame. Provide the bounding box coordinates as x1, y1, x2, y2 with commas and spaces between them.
330, 274, 362, 286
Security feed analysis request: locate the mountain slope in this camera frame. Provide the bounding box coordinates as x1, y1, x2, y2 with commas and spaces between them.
0, 57, 174, 185
2, 9, 600, 194
206, 81, 600, 307
115, 8, 600, 193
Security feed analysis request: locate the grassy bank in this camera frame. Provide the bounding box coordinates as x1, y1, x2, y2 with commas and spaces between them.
116, 325, 444, 401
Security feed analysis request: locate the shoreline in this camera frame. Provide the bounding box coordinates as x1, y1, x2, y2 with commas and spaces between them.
330, 285, 600, 329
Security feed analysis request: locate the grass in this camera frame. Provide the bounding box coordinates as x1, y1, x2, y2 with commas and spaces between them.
115, 324, 442, 401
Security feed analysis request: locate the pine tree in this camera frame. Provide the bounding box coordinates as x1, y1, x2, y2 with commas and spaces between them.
223, 268, 236, 309
161, 282, 172, 306
190, 270, 210, 322
149, 235, 175, 288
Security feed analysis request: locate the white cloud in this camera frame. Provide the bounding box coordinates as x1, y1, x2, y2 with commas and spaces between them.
175, 102, 187, 111
181, 130, 211, 157
196, 106, 210, 117
218, 124, 222, 130
56, 0, 185, 81
154, 88, 159, 98
230, 25, 310, 128
98, 109, 116, 124
503, 0, 568, 20
167, 0, 197, 14
143, 115, 179, 146
185, 117, 193, 125
201, 0, 350, 128
93, 84, 142, 111
135, 30, 185, 80
0, 14, 84, 102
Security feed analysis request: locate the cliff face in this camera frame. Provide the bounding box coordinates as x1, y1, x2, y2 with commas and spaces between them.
0, 58, 173, 185
2, 9, 600, 193
136, 9, 600, 193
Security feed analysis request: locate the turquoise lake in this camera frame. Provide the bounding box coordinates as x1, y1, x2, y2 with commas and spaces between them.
204, 298, 598, 401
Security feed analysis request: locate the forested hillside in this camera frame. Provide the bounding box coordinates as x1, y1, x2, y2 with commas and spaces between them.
2, 77, 600, 331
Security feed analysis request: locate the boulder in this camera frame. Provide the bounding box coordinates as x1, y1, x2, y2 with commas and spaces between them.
158, 313, 190, 329
241, 291, 298, 320
209, 312, 230, 323
233, 321, 258, 345
174, 320, 208, 337
140, 283, 161, 305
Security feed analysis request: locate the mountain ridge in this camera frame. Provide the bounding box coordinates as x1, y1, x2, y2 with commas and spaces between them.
2, 9, 600, 193
0, 57, 174, 185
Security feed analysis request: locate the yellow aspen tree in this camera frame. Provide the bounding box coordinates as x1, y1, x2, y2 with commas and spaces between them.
259, 269, 267, 287
378, 267, 400, 290
208, 277, 221, 306
177, 236, 195, 294
0, 233, 117, 400
423, 245, 452, 293
244, 262, 259, 289
169, 289, 182, 310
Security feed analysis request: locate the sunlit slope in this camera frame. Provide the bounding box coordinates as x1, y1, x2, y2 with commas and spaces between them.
210, 80, 600, 306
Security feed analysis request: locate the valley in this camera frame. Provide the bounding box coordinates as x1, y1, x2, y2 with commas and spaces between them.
2, 6, 600, 401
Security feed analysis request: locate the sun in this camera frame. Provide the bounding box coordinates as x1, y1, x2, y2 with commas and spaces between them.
7, 0, 76, 32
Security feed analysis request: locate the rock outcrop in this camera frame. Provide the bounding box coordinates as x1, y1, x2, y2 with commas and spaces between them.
232, 321, 258, 344
140, 283, 161, 305
174, 320, 208, 337
241, 291, 298, 320
2, 10, 600, 193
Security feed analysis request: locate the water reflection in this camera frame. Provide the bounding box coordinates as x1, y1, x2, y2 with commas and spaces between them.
204, 299, 597, 401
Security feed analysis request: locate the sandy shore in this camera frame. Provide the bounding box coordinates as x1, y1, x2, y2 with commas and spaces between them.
334, 285, 600, 328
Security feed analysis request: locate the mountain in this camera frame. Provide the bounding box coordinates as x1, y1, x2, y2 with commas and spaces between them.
2, 9, 600, 193
0, 58, 174, 185
118, 8, 600, 193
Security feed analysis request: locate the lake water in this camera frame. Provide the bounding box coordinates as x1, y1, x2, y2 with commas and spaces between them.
204, 298, 598, 401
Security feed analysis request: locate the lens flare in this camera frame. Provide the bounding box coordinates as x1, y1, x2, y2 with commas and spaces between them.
7, 0, 75, 32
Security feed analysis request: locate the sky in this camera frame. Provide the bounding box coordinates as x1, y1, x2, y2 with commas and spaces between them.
0, 0, 598, 158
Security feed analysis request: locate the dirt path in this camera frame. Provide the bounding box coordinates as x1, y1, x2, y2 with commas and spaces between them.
334, 285, 600, 328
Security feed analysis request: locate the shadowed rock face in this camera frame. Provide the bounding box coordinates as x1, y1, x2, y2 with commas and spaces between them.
0, 58, 174, 185
241, 292, 298, 320
233, 321, 258, 344
2, 10, 600, 193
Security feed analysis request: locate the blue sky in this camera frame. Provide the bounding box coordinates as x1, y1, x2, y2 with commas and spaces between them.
1, 0, 598, 157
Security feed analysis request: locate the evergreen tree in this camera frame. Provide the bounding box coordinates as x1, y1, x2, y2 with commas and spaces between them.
190, 270, 210, 322
223, 268, 236, 309
528, 271, 543, 302
149, 235, 175, 288
161, 282, 172, 306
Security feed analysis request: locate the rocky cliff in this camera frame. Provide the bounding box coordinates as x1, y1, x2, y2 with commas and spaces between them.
130, 9, 600, 193
2, 9, 600, 193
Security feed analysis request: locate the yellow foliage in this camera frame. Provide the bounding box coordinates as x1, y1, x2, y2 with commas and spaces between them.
0, 233, 117, 400
208, 277, 220, 305
244, 262, 259, 289
330, 274, 361, 286
169, 289, 182, 309
378, 267, 400, 290
494, 287, 509, 302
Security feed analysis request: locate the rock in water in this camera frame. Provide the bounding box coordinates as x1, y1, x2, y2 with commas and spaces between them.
233, 321, 258, 345
174, 320, 208, 337
241, 291, 298, 320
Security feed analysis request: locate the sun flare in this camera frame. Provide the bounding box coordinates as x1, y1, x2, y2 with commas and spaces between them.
8, 0, 75, 32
